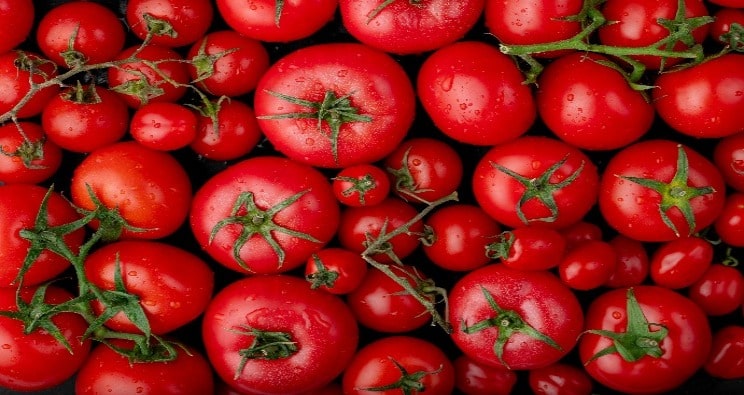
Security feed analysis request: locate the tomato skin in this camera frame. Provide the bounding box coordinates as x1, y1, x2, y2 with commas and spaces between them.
0, 184, 84, 287
304, 247, 368, 295
558, 240, 617, 291
126, 0, 214, 48
449, 264, 584, 370
528, 363, 593, 395
129, 102, 198, 151
202, 275, 358, 395
340, 0, 485, 55
71, 141, 193, 240
342, 336, 456, 395
599, 139, 726, 242
704, 325, 744, 379
84, 240, 214, 335
417, 41, 536, 146
536, 52, 654, 150
649, 236, 713, 289
579, 286, 712, 394
255, 43, 415, 168
453, 355, 517, 395
0, 50, 59, 119
0, 0, 34, 53
36, 1, 125, 67
653, 54, 744, 138
688, 263, 744, 316
715, 192, 744, 247
473, 136, 599, 229
75, 342, 214, 395
713, 131, 744, 192
0, 286, 92, 392
605, 235, 649, 288
190, 156, 340, 274
332, 164, 391, 207
0, 121, 62, 185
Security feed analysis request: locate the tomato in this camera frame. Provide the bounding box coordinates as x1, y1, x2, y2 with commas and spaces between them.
216, 0, 338, 42
713, 130, 744, 192
487, 225, 567, 271
580, 286, 712, 394
304, 247, 368, 295
202, 275, 358, 394
339, 0, 485, 55
528, 363, 593, 395
0, 286, 91, 392
453, 354, 517, 395
126, 0, 214, 48
449, 264, 584, 370
605, 235, 649, 288
71, 141, 193, 240
417, 41, 536, 146
649, 236, 713, 289
653, 54, 744, 138
536, 52, 654, 150
342, 336, 455, 395
597, 0, 711, 70
190, 156, 339, 274
715, 192, 744, 247
187, 29, 270, 97
332, 163, 391, 207
36, 1, 125, 67
0, 184, 84, 287
688, 263, 744, 316
84, 240, 214, 335
709, 8, 744, 45
0, 50, 59, 119
558, 240, 617, 291
129, 102, 198, 151
473, 136, 599, 229
383, 137, 463, 203
107, 44, 190, 108
0, 121, 62, 185
560, 221, 603, 250
190, 97, 263, 161
255, 42, 415, 168
41, 83, 129, 153
599, 139, 726, 242
704, 325, 744, 379
708, 0, 744, 7
75, 341, 214, 395
0, 0, 34, 54
423, 204, 501, 272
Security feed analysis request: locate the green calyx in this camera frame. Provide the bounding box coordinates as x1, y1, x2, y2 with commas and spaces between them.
358, 357, 442, 394
460, 286, 562, 369
60, 24, 87, 68
333, 173, 378, 206
584, 288, 668, 364
0, 133, 47, 170
720, 22, 744, 53
305, 253, 340, 289
63, 81, 102, 104
387, 147, 433, 204
366, 0, 424, 24
142, 13, 178, 39
232, 326, 298, 379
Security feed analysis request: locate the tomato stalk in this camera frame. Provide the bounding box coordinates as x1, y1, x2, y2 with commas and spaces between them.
0, 124, 47, 170
357, 357, 442, 394
386, 146, 435, 204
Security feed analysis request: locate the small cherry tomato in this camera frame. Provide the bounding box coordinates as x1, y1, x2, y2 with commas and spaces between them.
332, 163, 391, 207
304, 247, 368, 295
558, 240, 617, 291
650, 236, 714, 289
688, 263, 744, 316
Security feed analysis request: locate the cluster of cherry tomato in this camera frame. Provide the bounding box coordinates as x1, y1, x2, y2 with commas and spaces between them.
0, 0, 743, 394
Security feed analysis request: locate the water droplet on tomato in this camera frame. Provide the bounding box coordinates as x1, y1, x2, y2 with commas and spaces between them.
531, 160, 541, 170
566, 93, 574, 102
439, 75, 454, 92
1, 344, 10, 349
612, 311, 622, 319
736, 91, 743, 97
169, 301, 181, 309
305, 138, 315, 146
459, 103, 468, 110
143, 300, 156, 306
412, 159, 422, 166
127, 271, 137, 276
337, 69, 348, 78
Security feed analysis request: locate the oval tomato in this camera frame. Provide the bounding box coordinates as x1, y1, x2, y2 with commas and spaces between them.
649, 236, 713, 289
129, 102, 198, 151
715, 192, 744, 247
713, 129, 744, 192
688, 263, 744, 316
558, 240, 617, 291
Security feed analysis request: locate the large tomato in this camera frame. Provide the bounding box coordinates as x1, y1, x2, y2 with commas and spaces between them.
254, 43, 416, 168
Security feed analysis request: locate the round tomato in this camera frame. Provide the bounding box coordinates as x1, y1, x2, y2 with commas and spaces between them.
688, 263, 744, 316
709, 8, 744, 46
255, 42, 415, 168
0, 121, 62, 185
558, 240, 617, 291
704, 325, 744, 379
453, 354, 517, 395
332, 163, 391, 207
649, 236, 713, 289
529, 363, 593, 395
487, 225, 567, 271
304, 247, 368, 295
190, 155, 339, 274
0, 0, 34, 54
0, 50, 59, 119
190, 97, 263, 161
715, 192, 744, 247
129, 102, 198, 151
713, 129, 744, 192
126, 0, 214, 48
202, 275, 358, 394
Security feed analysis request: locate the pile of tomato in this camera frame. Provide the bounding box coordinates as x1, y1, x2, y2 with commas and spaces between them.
1, 0, 743, 394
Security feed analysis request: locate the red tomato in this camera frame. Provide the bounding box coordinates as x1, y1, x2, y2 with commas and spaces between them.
528, 363, 593, 395
190, 97, 263, 161
84, 240, 214, 335
449, 264, 584, 370
558, 240, 617, 291
71, 141, 193, 240
332, 163, 391, 207
453, 354, 517, 395
0, 286, 91, 392
473, 136, 599, 229
605, 235, 650, 288
688, 263, 744, 316
649, 236, 713, 289
190, 156, 339, 274
713, 130, 744, 192
0, 50, 59, 119
75, 342, 214, 395
536, 52, 654, 150
580, 286, 712, 394
342, 336, 455, 395
126, 0, 214, 48
216, 0, 338, 42
704, 325, 744, 379
715, 192, 744, 247
36, 1, 125, 67
202, 275, 358, 394
599, 140, 726, 242
340, 0, 485, 55
304, 247, 368, 295
417, 41, 536, 146
488, 225, 567, 271
255, 43, 415, 168
0, 121, 62, 185
560, 221, 603, 250
129, 102, 198, 151
0, 0, 34, 54
0, 184, 84, 287
709, 8, 744, 45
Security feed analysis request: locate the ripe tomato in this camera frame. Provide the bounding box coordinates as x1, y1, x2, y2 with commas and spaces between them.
339, 0, 485, 55
688, 263, 744, 316
580, 286, 712, 394
202, 275, 358, 394
536, 52, 654, 150
84, 240, 214, 335
528, 363, 593, 395
560, 221, 603, 250
304, 247, 368, 295
342, 336, 456, 395
129, 102, 198, 151
558, 240, 617, 291
653, 54, 744, 138
488, 225, 567, 271
453, 354, 517, 395
255, 42, 415, 168
0, 121, 62, 185
0, 50, 59, 119
473, 136, 599, 229
704, 325, 744, 379
190, 156, 339, 274
649, 236, 713, 289
605, 235, 650, 288
36, 1, 125, 67
126, 0, 214, 48
190, 97, 263, 161
715, 192, 744, 247
709, 8, 744, 45
713, 129, 744, 192
449, 264, 584, 370
71, 141, 193, 240
0, 0, 34, 54
599, 140, 725, 242
417, 41, 536, 146
332, 163, 391, 207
